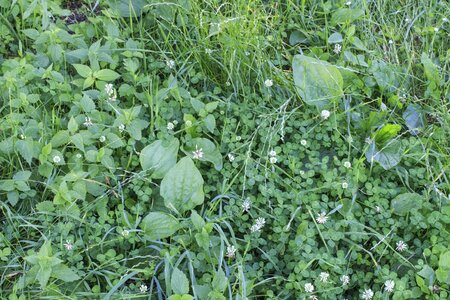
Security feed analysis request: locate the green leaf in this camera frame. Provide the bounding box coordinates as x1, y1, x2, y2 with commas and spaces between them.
73, 64, 92, 78
160, 157, 204, 213
83, 76, 95, 89
204, 114, 216, 133
391, 193, 423, 215
289, 30, 308, 45
37, 265, 52, 288
94, 69, 120, 81
140, 139, 179, 179
16, 140, 34, 164
374, 124, 402, 146
182, 138, 223, 171
140, 212, 180, 240
52, 264, 80, 282
292, 55, 343, 108
108, 0, 146, 17
195, 229, 210, 251
106, 133, 125, 149
366, 139, 402, 170
171, 267, 189, 295
51, 130, 69, 147
212, 269, 228, 293
421, 53, 441, 100
68, 117, 79, 134
328, 32, 343, 44
80, 95, 95, 113
331, 8, 365, 25
437, 251, 450, 284
403, 104, 425, 135
369, 60, 403, 93
190, 210, 205, 231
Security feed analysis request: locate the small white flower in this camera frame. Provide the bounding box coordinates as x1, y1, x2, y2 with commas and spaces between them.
205, 48, 213, 55
192, 145, 204, 160
316, 212, 328, 224
388, 39, 394, 45
333, 44, 342, 54
301, 139, 307, 146
304, 283, 315, 293
99, 135, 106, 142
321, 110, 331, 120
53, 155, 61, 164
434, 27, 439, 32
361, 288, 374, 300
443, 17, 448, 23
405, 18, 411, 23
104, 83, 114, 95
269, 156, 277, 164
226, 245, 237, 258
139, 284, 148, 293
264, 79, 273, 87
376, 206, 382, 213
245, 51, 250, 56
340, 275, 350, 286
226, 81, 231, 86
396, 240, 408, 252
300, 170, 305, 176
269, 150, 277, 157
19, 134, 26, 140
166, 59, 175, 69
310, 296, 318, 300
228, 153, 235, 162
76, 153, 82, 159
64, 240, 73, 251
380, 102, 388, 111
319, 272, 329, 283
365, 137, 373, 144
167, 122, 175, 130
235, 135, 242, 141
342, 182, 348, 189
242, 198, 252, 212
84, 117, 93, 127
118, 124, 125, 132
346, 1, 352, 5
384, 280, 395, 293
256, 217, 266, 227
121, 230, 129, 237
344, 161, 351, 168
185, 120, 192, 127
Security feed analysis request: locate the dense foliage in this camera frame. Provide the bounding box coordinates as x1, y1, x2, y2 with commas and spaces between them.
0, 0, 449, 299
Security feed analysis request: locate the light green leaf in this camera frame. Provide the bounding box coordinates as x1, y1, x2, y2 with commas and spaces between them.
190, 210, 205, 231
16, 140, 34, 164
73, 64, 92, 78
94, 69, 121, 81
68, 117, 79, 134
108, 0, 146, 17
52, 264, 80, 282
50, 130, 69, 147
331, 8, 365, 25
403, 104, 425, 135
80, 95, 95, 113
171, 267, 189, 295
160, 157, 204, 213
292, 55, 343, 108
391, 193, 423, 215
328, 32, 343, 44
212, 269, 228, 293
366, 140, 402, 170
140, 212, 180, 240
204, 114, 216, 133
140, 139, 179, 179
182, 138, 222, 171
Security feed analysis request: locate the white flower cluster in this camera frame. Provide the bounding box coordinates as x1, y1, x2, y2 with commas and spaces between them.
250, 217, 266, 233
269, 149, 277, 164
104, 83, 117, 101
226, 245, 236, 258
192, 145, 204, 160
242, 198, 252, 212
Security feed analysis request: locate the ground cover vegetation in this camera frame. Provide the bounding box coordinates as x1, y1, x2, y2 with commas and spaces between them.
0, 0, 449, 299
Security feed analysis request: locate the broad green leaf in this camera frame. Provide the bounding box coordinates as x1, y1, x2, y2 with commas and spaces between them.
160, 157, 204, 213
51, 130, 69, 147
292, 55, 343, 108
374, 124, 401, 146
331, 8, 365, 25
68, 117, 78, 134
108, 0, 146, 17
403, 104, 425, 135
437, 251, 450, 284
36, 265, 52, 288
366, 139, 402, 170
16, 140, 34, 164
182, 138, 222, 171
289, 30, 308, 45
421, 53, 441, 100
370, 60, 403, 93
190, 210, 205, 231
83, 76, 95, 89
212, 269, 228, 293
73, 64, 92, 78
417, 265, 435, 286
140, 212, 180, 240
328, 32, 343, 44
94, 69, 120, 81
204, 114, 216, 133
52, 264, 80, 282
171, 267, 189, 295
80, 95, 95, 113
140, 139, 179, 179
106, 133, 125, 148
391, 193, 423, 215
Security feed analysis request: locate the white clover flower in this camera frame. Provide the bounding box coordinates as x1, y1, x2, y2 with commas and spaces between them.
19, 134, 26, 140
185, 120, 192, 127
245, 51, 250, 56
242, 198, 252, 212
333, 44, 342, 54
76, 153, 82, 159
405, 17, 411, 23
443, 17, 448, 23
361, 288, 374, 300
192, 145, 204, 160
53, 155, 61, 164
139, 284, 148, 293
250, 217, 266, 233
118, 124, 125, 132
84, 117, 93, 127
121, 230, 129, 237
380, 102, 388, 111
346, 1, 352, 5
376, 206, 382, 213
319, 272, 330, 283
205, 48, 213, 55
301, 139, 307, 146
309, 296, 318, 300
166, 59, 175, 69
270, 156, 278, 164
167, 122, 175, 130
340, 275, 350, 286
342, 181, 349, 189
64, 240, 73, 251
434, 27, 439, 32
269, 150, 277, 157
384, 280, 395, 293
388, 39, 394, 45
264, 79, 273, 87
104, 83, 114, 95
226, 245, 237, 258
304, 283, 315, 293
228, 153, 235, 162
344, 161, 351, 168
316, 212, 328, 224
99, 136, 106, 143
321, 110, 331, 120
235, 135, 242, 141
396, 240, 408, 252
